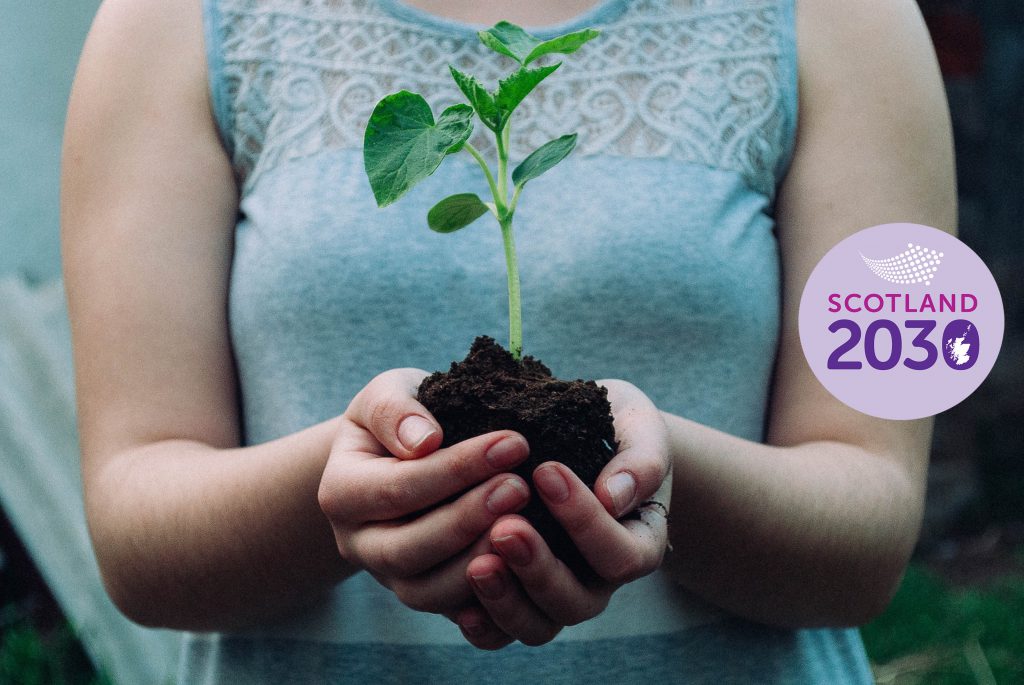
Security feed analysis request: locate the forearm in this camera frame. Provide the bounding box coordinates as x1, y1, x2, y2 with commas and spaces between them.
84, 418, 353, 631
661, 412, 926, 628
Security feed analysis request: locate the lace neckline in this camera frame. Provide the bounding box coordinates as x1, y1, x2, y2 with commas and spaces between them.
376, 0, 629, 37
210, 0, 797, 199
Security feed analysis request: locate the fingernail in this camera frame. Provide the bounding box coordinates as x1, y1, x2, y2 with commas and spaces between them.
534, 465, 569, 504
470, 571, 505, 600
485, 435, 529, 469
398, 415, 437, 451
606, 472, 637, 516
486, 478, 529, 515
493, 534, 532, 566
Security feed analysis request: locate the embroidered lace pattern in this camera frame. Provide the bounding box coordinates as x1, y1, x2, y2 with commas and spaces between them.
212, 0, 794, 197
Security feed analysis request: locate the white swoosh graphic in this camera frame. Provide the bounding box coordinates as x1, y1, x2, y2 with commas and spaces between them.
861, 243, 943, 285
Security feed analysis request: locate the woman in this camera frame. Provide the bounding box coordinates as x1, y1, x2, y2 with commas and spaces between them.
62, 0, 955, 681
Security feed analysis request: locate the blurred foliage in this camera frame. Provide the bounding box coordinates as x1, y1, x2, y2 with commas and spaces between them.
863, 562, 1024, 684
0, 512, 107, 685
0, 618, 109, 685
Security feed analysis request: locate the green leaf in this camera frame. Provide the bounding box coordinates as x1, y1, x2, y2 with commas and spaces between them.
363, 91, 474, 207
524, 29, 600, 65
478, 22, 537, 64
449, 66, 501, 131
512, 133, 578, 188
427, 193, 489, 233
477, 21, 600, 65
495, 64, 560, 118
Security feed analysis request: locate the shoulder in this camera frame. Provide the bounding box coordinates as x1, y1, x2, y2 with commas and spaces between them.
793, 0, 933, 46
794, 0, 947, 119
781, 0, 956, 236
65, 0, 225, 192
73, 0, 210, 117
87, 0, 205, 46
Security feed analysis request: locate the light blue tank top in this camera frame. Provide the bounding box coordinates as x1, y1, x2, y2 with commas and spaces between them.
184, 0, 875, 682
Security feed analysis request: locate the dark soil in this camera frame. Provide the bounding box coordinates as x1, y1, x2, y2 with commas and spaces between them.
418, 336, 617, 577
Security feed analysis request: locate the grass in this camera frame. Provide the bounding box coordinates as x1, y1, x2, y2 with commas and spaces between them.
0, 619, 109, 685
862, 562, 1024, 684
0, 511, 109, 685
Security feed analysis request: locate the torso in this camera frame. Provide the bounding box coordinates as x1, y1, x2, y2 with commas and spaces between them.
180, 0, 872, 681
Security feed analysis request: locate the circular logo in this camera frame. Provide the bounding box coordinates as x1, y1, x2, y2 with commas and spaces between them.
798, 223, 1004, 420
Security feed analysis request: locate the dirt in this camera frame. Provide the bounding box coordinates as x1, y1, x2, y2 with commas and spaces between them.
417, 336, 617, 577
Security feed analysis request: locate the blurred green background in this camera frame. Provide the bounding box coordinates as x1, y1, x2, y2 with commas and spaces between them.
1, 0, 1021, 682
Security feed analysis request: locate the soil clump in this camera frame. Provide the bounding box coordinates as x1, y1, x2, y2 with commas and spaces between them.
418, 336, 618, 576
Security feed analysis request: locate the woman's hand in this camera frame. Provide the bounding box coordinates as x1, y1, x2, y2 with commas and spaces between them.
317, 368, 534, 616
456, 379, 672, 649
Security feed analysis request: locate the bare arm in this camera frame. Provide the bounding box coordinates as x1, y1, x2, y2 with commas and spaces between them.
62, 0, 355, 629
660, 0, 956, 627
64, 0, 536, 632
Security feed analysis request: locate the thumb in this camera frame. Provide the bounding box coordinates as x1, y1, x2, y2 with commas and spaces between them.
347, 368, 444, 459
595, 379, 671, 518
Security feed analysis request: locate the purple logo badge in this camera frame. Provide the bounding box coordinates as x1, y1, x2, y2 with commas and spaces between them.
799, 223, 1003, 420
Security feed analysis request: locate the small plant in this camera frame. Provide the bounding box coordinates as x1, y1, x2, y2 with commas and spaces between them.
362, 22, 614, 574
363, 21, 600, 360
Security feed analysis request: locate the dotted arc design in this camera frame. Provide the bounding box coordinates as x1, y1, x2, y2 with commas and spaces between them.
861, 243, 944, 286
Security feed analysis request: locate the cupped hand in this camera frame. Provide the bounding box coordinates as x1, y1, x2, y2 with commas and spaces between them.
457, 379, 672, 648
317, 368, 533, 617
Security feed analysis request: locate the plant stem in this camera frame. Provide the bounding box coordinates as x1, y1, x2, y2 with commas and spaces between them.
495, 131, 508, 207
468, 122, 521, 358
509, 182, 523, 214
463, 142, 501, 211
501, 120, 511, 163
499, 213, 523, 360
494, 122, 522, 359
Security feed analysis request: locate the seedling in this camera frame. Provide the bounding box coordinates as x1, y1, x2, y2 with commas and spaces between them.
363, 21, 600, 360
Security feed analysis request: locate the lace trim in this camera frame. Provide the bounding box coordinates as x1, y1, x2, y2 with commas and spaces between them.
212, 0, 794, 198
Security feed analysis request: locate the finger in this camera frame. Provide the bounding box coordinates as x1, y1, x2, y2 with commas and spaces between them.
347, 474, 530, 578
595, 379, 671, 518
489, 516, 612, 626
466, 554, 562, 647
534, 462, 667, 584
346, 368, 443, 459
622, 499, 671, 556
453, 605, 514, 651
322, 430, 529, 522
381, 536, 493, 616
